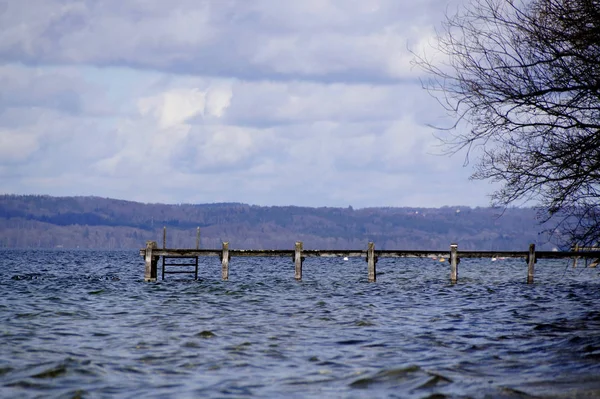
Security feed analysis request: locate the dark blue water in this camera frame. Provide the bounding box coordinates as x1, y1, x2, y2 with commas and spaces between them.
1, 249, 600, 398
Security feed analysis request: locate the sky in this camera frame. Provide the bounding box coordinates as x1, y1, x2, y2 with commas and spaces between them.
0, 0, 496, 208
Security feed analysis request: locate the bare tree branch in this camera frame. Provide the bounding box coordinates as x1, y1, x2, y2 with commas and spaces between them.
413, 0, 600, 247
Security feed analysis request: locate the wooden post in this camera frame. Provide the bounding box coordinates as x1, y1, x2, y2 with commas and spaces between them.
527, 243, 536, 284
196, 227, 201, 250
572, 243, 579, 268
144, 241, 158, 282
367, 242, 376, 282
294, 241, 303, 280
450, 243, 458, 284
163, 226, 166, 249
221, 242, 230, 281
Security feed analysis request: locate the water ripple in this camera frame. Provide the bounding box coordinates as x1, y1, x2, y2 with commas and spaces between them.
1, 250, 600, 398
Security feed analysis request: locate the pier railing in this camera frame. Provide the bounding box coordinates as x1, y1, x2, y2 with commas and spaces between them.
140, 239, 600, 284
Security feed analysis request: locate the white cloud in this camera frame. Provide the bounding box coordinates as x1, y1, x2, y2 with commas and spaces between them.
138, 88, 206, 128
206, 86, 233, 118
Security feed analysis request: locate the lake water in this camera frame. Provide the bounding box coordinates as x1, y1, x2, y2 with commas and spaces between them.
1, 249, 600, 398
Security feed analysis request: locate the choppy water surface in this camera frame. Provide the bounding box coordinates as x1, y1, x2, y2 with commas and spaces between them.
1, 249, 600, 398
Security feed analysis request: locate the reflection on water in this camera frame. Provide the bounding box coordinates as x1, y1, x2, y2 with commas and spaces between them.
1, 249, 600, 398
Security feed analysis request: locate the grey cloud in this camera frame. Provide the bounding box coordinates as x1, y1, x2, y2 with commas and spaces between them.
0, 66, 114, 117
0, 0, 494, 208
0, 0, 455, 83
0, 69, 81, 114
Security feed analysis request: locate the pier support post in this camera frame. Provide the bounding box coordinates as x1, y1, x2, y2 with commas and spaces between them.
450, 243, 458, 284
527, 243, 536, 284
221, 242, 230, 281
367, 242, 377, 282
294, 241, 304, 280
572, 243, 579, 268
163, 226, 166, 249
144, 241, 159, 282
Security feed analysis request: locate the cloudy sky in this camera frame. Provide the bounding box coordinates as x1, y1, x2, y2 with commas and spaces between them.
0, 0, 495, 208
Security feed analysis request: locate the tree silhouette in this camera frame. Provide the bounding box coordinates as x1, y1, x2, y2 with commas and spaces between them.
415, 0, 600, 246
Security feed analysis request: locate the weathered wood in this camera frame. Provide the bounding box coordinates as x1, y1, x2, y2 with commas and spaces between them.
163, 264, 198, 266
163, 270, 197, 274
144, 241, 158, 282
527, 243, 536, 284
139, 247, 600, 260
533, 250, 600, 259
294, 241, 303, 281
196, 227, 201, 250
450, 244, 458, 284
141, 249, 222, 257
221, 242, 230, 281
573, 243, 579, 268
367, 242, 376, 282
163, 226, 166, 249
141, 241, 600, 282
161, 256, 196, 280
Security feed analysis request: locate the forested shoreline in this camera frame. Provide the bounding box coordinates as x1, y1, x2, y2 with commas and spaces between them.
0, 194, 557, 250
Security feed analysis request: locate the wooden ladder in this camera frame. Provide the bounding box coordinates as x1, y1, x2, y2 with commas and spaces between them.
162, 256, 198, 280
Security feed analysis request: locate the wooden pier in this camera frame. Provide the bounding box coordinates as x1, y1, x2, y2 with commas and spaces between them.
140, 238, 600, 284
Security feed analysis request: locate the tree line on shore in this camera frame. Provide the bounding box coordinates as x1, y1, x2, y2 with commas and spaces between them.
0, 194, 558, 250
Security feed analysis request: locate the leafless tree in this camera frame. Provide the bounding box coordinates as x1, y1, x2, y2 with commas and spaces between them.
415, 0, 600, 247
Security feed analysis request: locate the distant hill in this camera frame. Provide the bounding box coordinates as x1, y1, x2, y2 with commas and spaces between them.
0, 194, 557, 250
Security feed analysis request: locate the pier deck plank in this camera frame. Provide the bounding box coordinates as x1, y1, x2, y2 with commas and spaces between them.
143, 241, 600, 282
141, 248, 600, 259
